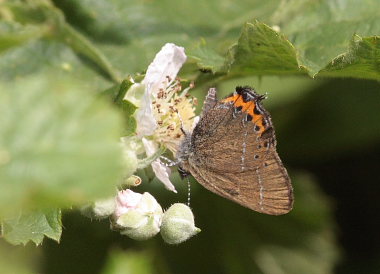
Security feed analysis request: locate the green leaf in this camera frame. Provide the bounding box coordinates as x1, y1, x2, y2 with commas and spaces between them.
0, 21, 48, 54
119, 100, 137, 136
113, 79, 134, 104
2, 0, 54, 25
115, 79, 138, 136
0, 75, 124, 216
227, 21, 305, 75
2, 209, 62, 245
100, 79, 138, 136
59, 23, 122, 83
53, 0, 279, 75
188, 44, 226, 73
49, 0, 380, 81
2, 0, 121, 83
272, 0, 380, 76
52, 0, 130, 44
318, 35, 380, 79
199, 18, 380, 81
0, 40, 113, 97
184, 0, 380, 81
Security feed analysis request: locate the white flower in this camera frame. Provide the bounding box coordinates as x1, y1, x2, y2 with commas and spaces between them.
124, 43, 198, 192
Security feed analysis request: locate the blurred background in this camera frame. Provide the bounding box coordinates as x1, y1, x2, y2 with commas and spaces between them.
1, 0, 380, 273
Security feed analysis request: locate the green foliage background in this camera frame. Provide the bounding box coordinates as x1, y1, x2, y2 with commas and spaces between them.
1, 0, 380, 273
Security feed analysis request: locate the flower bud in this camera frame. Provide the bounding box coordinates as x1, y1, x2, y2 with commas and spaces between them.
93, 197, 116, 218
160, 203, 200, 244
120, 137, 140, 178
114, 190, 163, 240
123, 175, 142, 187
80, 197, 115, 220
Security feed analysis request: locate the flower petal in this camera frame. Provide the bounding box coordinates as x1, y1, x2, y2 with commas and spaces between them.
115, 189, 143, 217
144, 43, 187, 98
136, 91, 157, 136
142, 138, 177, 193
141, 137, 158, 156
151, 160, 177, 193
132, 43, 187, 137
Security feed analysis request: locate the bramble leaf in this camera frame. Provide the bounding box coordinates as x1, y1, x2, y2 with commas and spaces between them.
0, 75, 124, 216
2, 209, 62, 245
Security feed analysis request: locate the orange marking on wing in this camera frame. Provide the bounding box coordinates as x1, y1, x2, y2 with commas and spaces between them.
254, 114, 263, 123
222, 95, 266, 134
222, 94, 239, 103
247, 103, 264, 125
222, 95, 252, 111
255, 117, 266, 134
234, 96, 245, 109
258, 123, 266, 134
240, 100, 253, 112
246, 102, 257, 118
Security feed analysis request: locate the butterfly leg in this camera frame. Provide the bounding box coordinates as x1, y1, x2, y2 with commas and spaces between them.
178, 165, 190, 178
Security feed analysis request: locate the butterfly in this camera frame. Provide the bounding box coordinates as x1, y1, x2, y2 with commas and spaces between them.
177, 86, 293, 215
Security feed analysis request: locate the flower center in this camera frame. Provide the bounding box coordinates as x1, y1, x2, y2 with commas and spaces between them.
152, 79, 197, 154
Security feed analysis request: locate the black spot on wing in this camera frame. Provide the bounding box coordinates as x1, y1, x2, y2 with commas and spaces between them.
261, 127, 274, 139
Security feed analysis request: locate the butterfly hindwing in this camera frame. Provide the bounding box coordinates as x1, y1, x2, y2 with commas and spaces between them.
188, 153, 292, 215
179, 87, 293, 215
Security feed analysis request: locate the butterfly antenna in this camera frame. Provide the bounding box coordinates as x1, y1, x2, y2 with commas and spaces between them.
258, 93, 268, 102
187, 176, 191, 207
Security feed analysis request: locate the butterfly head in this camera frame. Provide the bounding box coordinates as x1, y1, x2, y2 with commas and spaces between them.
235, 86, 267, 102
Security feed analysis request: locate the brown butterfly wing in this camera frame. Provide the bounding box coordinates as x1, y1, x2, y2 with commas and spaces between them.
193, 100, 276, 172
188, 153, 292, 215
188, 91, 293, 215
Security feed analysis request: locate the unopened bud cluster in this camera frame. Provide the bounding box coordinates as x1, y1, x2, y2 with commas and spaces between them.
84, 189, 200, 244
